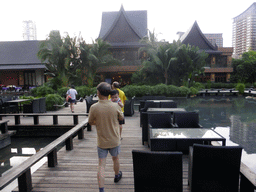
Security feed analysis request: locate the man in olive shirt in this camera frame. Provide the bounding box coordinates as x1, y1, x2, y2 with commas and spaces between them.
88, 82, 124, 192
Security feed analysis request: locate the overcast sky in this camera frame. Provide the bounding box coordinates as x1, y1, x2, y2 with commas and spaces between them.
0, 0, 255, 47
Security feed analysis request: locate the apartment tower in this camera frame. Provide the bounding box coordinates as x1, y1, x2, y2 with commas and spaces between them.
232, 3, 256, 58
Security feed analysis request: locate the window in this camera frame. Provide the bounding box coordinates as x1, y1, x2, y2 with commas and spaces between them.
24, 71, 36, 86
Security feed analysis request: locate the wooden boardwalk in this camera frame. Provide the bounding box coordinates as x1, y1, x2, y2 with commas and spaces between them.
13, 111, 190, 192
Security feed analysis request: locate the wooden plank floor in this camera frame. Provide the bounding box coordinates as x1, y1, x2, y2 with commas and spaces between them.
14, 111, 190, 192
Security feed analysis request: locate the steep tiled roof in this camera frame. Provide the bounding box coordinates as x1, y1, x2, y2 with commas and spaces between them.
180, 21, 222, 54
98, 5, 147, 45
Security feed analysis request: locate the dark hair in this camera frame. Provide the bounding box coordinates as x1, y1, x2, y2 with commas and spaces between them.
97, 82, 112, 96
110, 89, 119, 96
71, 85, 75, 89
112, 81, 120, 88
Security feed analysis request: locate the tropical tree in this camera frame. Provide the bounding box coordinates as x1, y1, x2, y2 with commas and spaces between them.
37, 31, 71, 86
84, 38, 120, 87
231, 50, 256, 83
175, 44, 208, 86
134, 40, 181, 85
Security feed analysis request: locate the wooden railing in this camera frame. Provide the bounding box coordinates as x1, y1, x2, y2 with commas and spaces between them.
0, 118, 89, 191
0, 113, 89, 128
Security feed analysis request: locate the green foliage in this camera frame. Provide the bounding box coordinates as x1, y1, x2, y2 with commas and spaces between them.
19, 95, 35, 104
57, 87, 69, 97
76, 86, 92, 98
191, 82, 205, 90
122, 84, 191, 98
34, 85, 55, 97
236, 83, 245, 94
134, 37, 208, 86
45, 76, 63, 90
231, 50, 256, 84
205, 80, 212, 89
45, 94, 64, 111
190, 87, 198, 95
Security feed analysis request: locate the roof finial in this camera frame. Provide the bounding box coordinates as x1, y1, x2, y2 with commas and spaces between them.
120, 4, 125, 11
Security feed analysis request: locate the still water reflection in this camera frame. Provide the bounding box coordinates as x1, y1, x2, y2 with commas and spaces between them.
0, 137, 57, 176
175, 96, 256, 174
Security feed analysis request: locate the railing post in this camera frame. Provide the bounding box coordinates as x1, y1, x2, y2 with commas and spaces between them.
48, 148, 57, 167
15, 115, 20, 125
33, 115, 39, 125
78, 128, 84, 139
65, 137, 73, 150
87, 123, 91, 131
18, 168, 32, 192
53, 115, 58, 125
73, 115, 78, 125
0, 122, 8, 134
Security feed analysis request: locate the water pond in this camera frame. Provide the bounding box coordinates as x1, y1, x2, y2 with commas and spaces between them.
175, 96, 256, 174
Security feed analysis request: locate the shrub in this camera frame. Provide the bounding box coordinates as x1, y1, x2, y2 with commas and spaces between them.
45, 94, 64, 111
76, 86, 91, 98
178, 86, 190, 97
57, 87, 69, 98
192, 82, 205, 90
190, 87, 198, 95
34, 85, 55, 97
236, 83, 245, 94
19, 95, 35, 104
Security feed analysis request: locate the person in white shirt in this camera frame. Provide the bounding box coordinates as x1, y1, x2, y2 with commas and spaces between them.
66, 85, 77, 113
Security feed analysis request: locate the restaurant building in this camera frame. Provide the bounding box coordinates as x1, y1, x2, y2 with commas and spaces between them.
180, 21, 233, 83
96, 5, 147, 85
0, 40, 45, 89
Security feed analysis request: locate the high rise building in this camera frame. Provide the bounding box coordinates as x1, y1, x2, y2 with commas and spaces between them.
22, 20, 37, 40
232, 3, 256, 58
204, 33, 223, 47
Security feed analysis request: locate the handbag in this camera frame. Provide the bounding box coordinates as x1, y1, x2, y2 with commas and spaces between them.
66, 95, 72, 102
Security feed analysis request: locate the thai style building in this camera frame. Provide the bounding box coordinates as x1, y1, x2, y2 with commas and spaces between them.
0, 41, 45, 89
180, 21, 233, 83
96, 5, 147, 85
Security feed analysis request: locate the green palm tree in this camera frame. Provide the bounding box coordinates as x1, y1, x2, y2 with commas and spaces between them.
83, 38, 119, 87
37, 31, 71, 86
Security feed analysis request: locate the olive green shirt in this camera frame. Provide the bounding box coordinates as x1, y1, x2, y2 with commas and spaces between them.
88, 100, 124, 149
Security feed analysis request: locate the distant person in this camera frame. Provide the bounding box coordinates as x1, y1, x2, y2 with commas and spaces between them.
66, 85, 77, 113
88, 82, 124, 192
111, 81, 127, 139
110, 89, 124, 138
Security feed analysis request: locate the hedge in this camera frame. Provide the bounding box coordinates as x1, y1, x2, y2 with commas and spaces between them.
121, 84, 191, 98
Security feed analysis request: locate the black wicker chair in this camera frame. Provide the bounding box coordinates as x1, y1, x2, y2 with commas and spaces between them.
142, 112, 172, 145
188, 144, 243, 192
132, 150, 183, 192
172, 111, 202, 128
39, 97, 46, 113
160, 101, 177, 108
85, 96, 98, 113
124, 96, 135, 116
140, 101, 160, 127
23, 99, 40, 113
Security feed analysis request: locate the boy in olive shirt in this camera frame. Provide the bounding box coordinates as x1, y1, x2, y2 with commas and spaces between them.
88, 82, 124, 192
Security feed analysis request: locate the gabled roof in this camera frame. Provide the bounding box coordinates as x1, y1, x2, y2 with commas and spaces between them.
98, 5, 147, 45
0, 40, 46, 70
180, 21, 221, 54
